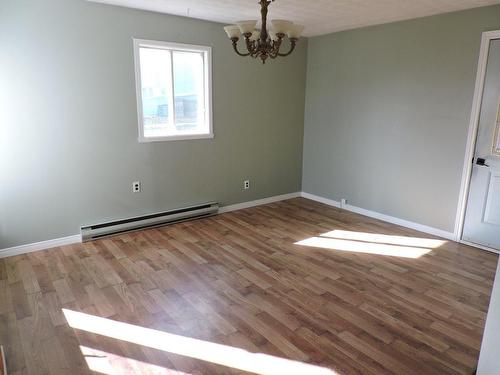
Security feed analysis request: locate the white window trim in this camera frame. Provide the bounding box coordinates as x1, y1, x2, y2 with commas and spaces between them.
133, 39, 213, 142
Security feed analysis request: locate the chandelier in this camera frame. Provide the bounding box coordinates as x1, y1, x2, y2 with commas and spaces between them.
223, 0, 304, 64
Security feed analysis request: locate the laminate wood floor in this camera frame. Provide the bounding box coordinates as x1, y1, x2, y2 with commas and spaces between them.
0, 198, 498, 375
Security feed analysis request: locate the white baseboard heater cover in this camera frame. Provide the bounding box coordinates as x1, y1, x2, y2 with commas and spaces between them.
81, 202, 219, 242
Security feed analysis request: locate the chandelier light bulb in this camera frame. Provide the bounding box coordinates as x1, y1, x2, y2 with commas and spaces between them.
271, 19, 293, 35
250, 30, 261, 42
236, 20, 258, 35
224, 25, 241, 39
288, 24, 305, 39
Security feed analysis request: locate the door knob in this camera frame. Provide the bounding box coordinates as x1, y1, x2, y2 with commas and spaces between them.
476, 157, 490, 167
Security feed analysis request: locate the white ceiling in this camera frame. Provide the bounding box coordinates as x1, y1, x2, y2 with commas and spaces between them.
88, 0, 500, 36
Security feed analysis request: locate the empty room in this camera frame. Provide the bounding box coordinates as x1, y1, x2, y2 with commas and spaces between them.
2, 0, 500, 374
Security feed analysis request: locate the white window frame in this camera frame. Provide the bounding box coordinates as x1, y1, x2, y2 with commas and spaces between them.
133, 39, 213, 142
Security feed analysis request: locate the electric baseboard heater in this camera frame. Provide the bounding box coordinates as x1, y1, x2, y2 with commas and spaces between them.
81, 202, 219, 242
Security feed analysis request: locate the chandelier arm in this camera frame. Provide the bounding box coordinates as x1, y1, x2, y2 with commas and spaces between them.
244, 35, 257, 55
252, 46, 262, 59
277, 39, 297, 57
269, 38, 282, 59
231, 38, 251, 57
252, 42, 264, 59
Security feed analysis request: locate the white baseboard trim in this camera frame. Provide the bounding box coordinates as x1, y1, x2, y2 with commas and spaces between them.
0, 190, 459, 258
301, 192, 341, 208
301, 192, 455, 240
459, 239, 500, 255
219, 192, 301, 214
0, 234, 81, 259
0, 193, 302, 259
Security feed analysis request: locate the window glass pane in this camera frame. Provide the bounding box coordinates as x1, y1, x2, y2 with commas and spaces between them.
139, 47, 172, 138
173, 51, 206, 133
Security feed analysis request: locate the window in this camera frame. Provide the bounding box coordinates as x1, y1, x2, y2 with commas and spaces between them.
133, 39, 212, 142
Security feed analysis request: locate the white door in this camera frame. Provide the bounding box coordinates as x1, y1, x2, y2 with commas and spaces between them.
462, 39, 500, 251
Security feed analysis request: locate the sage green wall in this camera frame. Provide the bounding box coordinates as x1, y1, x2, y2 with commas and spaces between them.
0, 0, 307, 248
303, 6, 500, 233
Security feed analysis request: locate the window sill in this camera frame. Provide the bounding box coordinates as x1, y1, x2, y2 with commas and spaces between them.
138, 133, 214, 143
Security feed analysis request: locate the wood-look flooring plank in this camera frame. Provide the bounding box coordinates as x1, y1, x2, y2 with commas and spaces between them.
0, 198, 497, 374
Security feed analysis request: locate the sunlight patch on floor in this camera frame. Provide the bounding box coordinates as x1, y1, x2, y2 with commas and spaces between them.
80, 345, 187, 374
321, 230, 447, 248
294, 230, 446, 258
63, 309, 338, 375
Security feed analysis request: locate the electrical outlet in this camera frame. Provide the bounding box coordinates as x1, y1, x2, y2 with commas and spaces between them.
340, 198, 348, 208
132, 181, 141, 193
243, 180, 250, 190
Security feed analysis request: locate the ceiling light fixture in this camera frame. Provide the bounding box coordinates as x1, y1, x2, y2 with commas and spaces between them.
223, 0, 304, 64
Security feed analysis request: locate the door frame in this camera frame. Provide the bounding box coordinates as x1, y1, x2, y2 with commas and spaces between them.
455, 30, 500, 253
